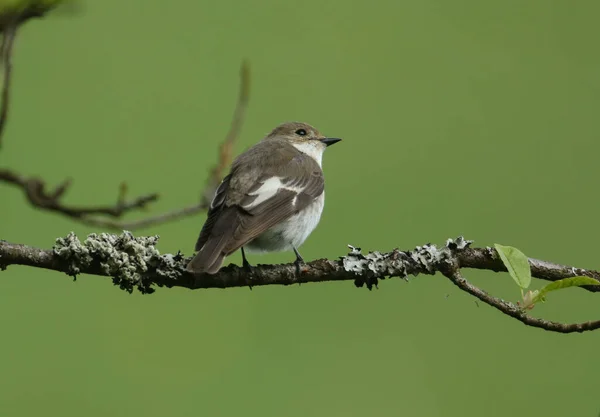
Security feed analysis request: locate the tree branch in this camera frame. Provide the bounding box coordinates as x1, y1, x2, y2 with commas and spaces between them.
0, 21, 16, 147
77, 203, 207, 229
0, 0, 160, 220
1, 234, 598, 333
0, 2, 247, 227
0, 1, 76, 147
78, 60, 251, 230
201, 59, 250, 206
441, 266, 600, 334
458, 246, 600, 293
0, 169, 159, 218
0, 60, 249, 227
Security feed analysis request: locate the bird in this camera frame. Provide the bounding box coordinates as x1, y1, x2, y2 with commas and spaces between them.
186, 121, 342, 274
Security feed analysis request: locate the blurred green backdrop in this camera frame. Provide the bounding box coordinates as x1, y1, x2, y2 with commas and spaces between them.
1, 0, 599, 416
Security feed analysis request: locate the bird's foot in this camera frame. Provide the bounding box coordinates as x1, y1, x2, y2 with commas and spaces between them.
242, 258, 253, 271
293, 247, 307, 283
294, 258, 307, 277
243, 264, 254, 291
241, 248, 253, 290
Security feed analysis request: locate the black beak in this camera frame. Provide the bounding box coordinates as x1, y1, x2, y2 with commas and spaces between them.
319, 137, 342, 147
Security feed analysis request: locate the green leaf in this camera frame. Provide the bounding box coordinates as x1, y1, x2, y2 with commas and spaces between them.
532, 277, 600, 304
494, 244, 531, 289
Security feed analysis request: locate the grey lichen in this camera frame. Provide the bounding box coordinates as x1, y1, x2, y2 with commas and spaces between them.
53, 231, 184, 294
49, 233, 475, 293
343, 237, 474, 290
343, 245, 410, 290
445, 236, 473, 251
53, 233, 93, 276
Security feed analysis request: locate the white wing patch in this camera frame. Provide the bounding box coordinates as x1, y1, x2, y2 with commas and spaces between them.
243, 176, 305, 210
245, 177, 282, 209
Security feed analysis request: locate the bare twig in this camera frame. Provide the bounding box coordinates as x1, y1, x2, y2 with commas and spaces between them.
0, 169, 158, 219
459, 246, 600, 293
0, 22, 16, 147
0, 234, 598, 333
201, 60, 250, 205
82, 60, 252, 230
0, 0, 74, 147
0, 0, 158, 221
0, 61, 250, 227
78, 203, 206, 229
440, 265, 600, 334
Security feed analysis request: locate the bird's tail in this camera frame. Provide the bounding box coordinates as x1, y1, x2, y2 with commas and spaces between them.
186, 208, 239, 275
186, 248, 226, 275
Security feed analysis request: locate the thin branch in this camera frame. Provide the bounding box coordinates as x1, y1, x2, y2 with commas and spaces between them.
201, 59, 250, 206
78, 203, 206, 229
458, 246, 600, 292
0, 61, 250, 227
0, 0, 74, 147
0, 22, 16, 147
440, 266, 600, 334
0, 234, 598, 333
0, 0, 156, 220
82, 60, 251, 230
0, 169, 158, 218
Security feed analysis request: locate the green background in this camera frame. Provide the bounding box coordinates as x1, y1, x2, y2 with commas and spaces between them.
2, 0, 599, 416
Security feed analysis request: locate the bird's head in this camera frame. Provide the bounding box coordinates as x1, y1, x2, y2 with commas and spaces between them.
264, 122, 341, 164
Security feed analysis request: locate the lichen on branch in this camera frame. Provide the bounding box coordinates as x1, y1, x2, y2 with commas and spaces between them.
52, 231, 185, 294
1, 232, 599, 333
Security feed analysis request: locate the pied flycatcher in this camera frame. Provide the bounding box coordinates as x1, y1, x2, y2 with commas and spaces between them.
186, 121, 341, 274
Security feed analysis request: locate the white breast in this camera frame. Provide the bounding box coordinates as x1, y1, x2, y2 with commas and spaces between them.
245, 192, 325, 253
280, 191, 325, 248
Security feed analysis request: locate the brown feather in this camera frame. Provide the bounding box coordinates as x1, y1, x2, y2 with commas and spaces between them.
187, 206, 243, 274
187, 137, 325, 274
223, 189, 302, 254
195, 174, 231, 251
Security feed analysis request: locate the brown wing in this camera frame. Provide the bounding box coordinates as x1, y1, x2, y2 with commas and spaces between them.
194, 174, 231, 251
221, 157, 324, 255
187, 172, 241, 274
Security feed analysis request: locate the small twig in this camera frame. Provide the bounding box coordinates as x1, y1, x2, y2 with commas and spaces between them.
459, 247, 600, 293
79, 60, 251, 230
0, 169, 158, 219
0, 0, 72, 147
78, 203, 207, 229
441, 266, 600, 334
0, 61, 249, 227
0, 235, 598, 333
201, 60, 250, 205
0, 23, 16, 147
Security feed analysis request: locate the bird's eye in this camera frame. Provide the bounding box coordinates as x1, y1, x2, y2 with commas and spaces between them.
295, 129, 307, 136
